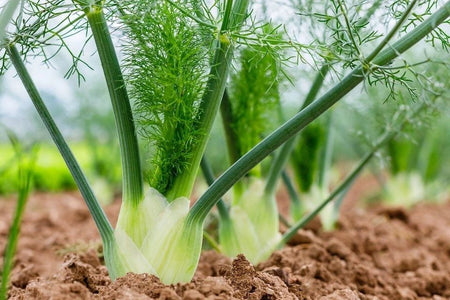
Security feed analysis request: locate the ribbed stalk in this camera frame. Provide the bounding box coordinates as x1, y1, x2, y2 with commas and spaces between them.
188, 2, 450, 224
6, 43, 113, 240
220, 89, 244, 198
86, 6, 143, 206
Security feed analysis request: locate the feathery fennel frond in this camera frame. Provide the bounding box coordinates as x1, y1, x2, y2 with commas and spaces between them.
392, 0, 447, 46
0, 0, 91, 82
122, 1, 210, 195
228, 23, 287, 161
297, 0, 381, 69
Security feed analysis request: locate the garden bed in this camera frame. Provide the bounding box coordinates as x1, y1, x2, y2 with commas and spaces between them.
1, 187, 449, 299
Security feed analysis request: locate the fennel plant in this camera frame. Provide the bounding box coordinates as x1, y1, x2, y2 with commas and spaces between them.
0, 0, 449, 286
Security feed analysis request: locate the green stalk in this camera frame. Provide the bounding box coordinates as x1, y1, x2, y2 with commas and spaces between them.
220, 89, 241, 166
167, 0, 250, 200
221, 0, 234, 32
203, 230, 221, 252
220, 89, 244, 198
85, 6, 143, 206
279, 213, 291, 228
281, 170, 303, 221
0, 147, 34, 300
316, 114, 337, 231
6, 43, 113, 241
188, 2, 450, 224
282, 170, 301, 207
336, 0, 361, 56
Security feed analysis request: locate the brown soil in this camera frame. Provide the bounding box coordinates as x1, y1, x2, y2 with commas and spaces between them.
1, 182, 449, 299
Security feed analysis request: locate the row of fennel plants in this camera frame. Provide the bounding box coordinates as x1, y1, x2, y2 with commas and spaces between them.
0, 0, 449, 286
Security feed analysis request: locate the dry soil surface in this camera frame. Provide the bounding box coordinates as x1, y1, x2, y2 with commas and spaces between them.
0, 187, 449, 299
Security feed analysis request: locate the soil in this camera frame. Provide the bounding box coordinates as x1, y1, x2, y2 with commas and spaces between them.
1, 177, 449, 299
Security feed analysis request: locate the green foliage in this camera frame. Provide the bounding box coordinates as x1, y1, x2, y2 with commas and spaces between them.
229, 26, 284, 157
0, 0, 90, 82
0, 143, 121, 195
122, 1, 209, 195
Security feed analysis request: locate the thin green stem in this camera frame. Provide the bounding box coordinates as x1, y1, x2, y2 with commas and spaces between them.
166, 0, 216, 29
220, 89, 244, 198
200, 157, 229, 220
229, 0, 250, 30
188, 2, 450, 224
336, 0, 361, 56
6, 43, 113, 240
317, 113, 334, 189
203, 230, 222, 252
221, 0, 233, 32
365, 0, 418, 62
279, 213, 291, 228
86, 6, 143, 206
